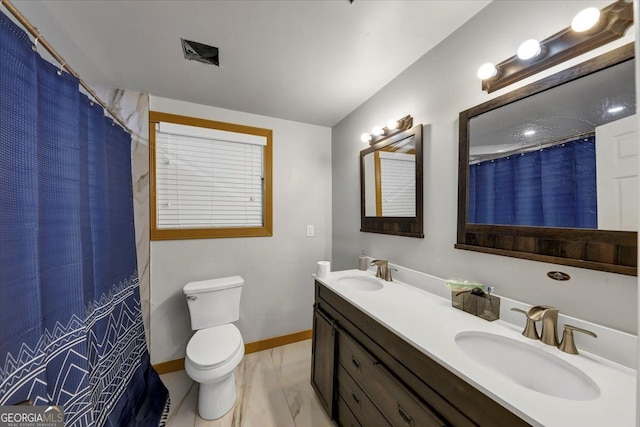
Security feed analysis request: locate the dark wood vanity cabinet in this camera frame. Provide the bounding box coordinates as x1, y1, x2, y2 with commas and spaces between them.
311, 305, 337, 418
311, 281, 532, 427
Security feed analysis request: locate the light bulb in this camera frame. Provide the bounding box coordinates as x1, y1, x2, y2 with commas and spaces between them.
517, 39, 541, 60
477, 63, 497, 80
524, 129, 536, 136
571, 7, 600, 32
607, 106, 624, 113
360, 133, 372, 143
372, 126, 384, 136
387, 119, 399, 130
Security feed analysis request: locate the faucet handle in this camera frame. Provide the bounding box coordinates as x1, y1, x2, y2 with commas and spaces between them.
385, 267, 398, 282
558, 324, 597, 355
524, 305, 547, 321
510, 308, 540, 340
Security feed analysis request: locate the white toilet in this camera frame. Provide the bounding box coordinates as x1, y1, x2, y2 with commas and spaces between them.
183, 276, 245, 420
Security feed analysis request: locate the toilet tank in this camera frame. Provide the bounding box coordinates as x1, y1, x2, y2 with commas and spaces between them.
183, 276, 244, 330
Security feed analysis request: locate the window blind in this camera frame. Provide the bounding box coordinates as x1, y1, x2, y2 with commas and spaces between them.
155, 122, 266, 229
379, 152, 416, 217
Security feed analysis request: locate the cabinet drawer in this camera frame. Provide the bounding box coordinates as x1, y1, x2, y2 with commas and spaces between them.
339, 330, 446, 427
337, 396, 362, 427
338, 366, 390, 427
372, 361, 446, 427
338, 328, 376, 386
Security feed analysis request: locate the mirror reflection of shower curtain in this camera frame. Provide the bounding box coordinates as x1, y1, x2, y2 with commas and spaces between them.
468, 135, 597, 228
0, 12, 168, 426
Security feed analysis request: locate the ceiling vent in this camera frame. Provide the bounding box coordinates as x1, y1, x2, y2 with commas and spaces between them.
181, 38, 219, 66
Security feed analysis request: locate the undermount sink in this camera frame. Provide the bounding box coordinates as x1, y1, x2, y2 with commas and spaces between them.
455, 331, 600, 401
337, 276, 383, 291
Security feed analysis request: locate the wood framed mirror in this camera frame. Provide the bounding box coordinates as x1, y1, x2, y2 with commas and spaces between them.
361, 124, 423, 237
457, 43, 636, 276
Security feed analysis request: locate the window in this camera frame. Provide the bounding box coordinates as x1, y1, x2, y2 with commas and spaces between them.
150, 112, 272, 240
378, 151, 416, 217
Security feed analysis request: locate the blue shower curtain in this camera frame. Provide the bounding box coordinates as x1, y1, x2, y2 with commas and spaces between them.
0, 12, 168, 426
468, 136, 597, 228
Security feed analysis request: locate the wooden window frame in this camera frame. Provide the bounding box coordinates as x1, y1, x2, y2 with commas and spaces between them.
149, 111, 273, 240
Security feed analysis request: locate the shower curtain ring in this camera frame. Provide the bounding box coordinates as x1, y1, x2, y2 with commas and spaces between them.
32, 31, 40, 51
57, 62, 65, 76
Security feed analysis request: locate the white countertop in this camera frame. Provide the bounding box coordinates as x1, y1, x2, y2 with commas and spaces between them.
314, 269, 637, 427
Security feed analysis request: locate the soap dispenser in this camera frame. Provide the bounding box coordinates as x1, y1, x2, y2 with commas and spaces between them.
358, 250, 367, 271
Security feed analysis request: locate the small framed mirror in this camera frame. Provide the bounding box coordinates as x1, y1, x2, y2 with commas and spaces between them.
360, 124, 423, 237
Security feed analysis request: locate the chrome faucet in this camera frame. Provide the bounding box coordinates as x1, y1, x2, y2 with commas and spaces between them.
370, 259, 395, 281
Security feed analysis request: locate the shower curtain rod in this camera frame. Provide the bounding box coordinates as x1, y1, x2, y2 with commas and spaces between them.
1, 0, 137, 138
469, 130, 595, 164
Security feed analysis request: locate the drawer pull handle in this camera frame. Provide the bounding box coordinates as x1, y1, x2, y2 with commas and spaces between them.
351, 357, 361, 370
351, 356, 360, 370
351, 392, 360, 405
398, 404, 414, 427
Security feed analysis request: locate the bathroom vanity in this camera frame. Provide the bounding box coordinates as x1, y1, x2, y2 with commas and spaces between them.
311, 269, 636, 427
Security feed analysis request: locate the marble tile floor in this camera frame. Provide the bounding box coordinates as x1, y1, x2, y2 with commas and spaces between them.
160, 339, 334, 427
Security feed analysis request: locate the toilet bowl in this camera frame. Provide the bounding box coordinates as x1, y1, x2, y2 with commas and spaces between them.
183, 276, 244, 420
185, 324, 244, 420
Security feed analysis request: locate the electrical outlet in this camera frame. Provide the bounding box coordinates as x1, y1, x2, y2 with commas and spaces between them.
306, 225, 315, 237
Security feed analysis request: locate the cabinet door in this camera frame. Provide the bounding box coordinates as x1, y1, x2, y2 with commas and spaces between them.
311, 306, 337, 419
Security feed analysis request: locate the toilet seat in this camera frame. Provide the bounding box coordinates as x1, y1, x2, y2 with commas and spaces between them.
186, 324, 243, 369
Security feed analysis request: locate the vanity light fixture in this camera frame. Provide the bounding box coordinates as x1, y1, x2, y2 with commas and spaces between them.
361, 115, 413, 146
571, 7, 601, 33
478, 0, 632, 93
607, 105, 624, 113
517, 39, 542, 60
360, 133, 372, 143
476, 63, 498, 80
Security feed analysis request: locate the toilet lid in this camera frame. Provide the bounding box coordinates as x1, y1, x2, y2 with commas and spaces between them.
186, 324, 243, 369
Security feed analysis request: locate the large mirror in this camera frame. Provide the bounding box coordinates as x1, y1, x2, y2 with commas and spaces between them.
457, 43, 637, 275
361, 125, 423, 237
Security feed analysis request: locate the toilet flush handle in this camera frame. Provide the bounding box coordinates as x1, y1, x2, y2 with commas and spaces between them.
187, 295, 198, 301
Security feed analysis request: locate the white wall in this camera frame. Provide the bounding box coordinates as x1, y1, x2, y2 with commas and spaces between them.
332, 1, 638, 334
149, 96, 331, 364
91, 86, 152, 347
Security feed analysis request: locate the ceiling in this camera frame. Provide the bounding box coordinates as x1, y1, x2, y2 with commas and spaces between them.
470, 58, 635, 158
9, 0, 490, 127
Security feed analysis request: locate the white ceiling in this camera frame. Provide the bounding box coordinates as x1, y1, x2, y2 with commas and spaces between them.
9, 0, 490, 127
470, 58, 635, 157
